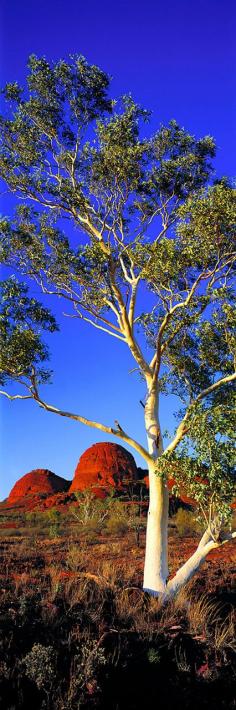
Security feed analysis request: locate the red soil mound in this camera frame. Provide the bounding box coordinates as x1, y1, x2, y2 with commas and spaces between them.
70, 442, 138, 494
8, 469, 70, 503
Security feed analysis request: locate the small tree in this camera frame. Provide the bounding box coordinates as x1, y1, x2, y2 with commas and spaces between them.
72, 489, 111, 532
0, 55, 235, 598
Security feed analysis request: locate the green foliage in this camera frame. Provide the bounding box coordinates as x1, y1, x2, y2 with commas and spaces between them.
0, 54, 235, 527
25, 511, 45, 527
71, 490, 144, 539
175, 509, 200, 537
73, 490, 110, 531
45, 508, 61, 537
135, 184, 236, 401
0, 57, 218, 332
159, 402, 235, 528
71, 639, 107, 697
0, 277, 58, 385
147, 647, 160, 664
22, 643, 56, 691
24, 508, 62, 538
176, 183, 236, 266
105, 516, 128, 536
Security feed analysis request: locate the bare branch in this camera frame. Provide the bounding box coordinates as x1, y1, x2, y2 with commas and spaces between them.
164, 371, 236, 456
195, 373, 236, 403
163, 411, 190, 455
128, 278, 140, 329
0, 390, 32, 401
107, 258, 152, 380
32, 275, 124, 335
66, 310, 126, 341
150, 270, 207, 374
27, 387, 153, 465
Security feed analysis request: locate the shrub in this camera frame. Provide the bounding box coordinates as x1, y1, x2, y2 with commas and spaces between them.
45, 508, 61, 538
72, 490, 108, 532
66, 542, 88, 571
105, 517, 128, 535
47, 566, 62, 600
67, 639, 107, 704
126, 503, 145, 545
185, 593, 220, 635
213, 615, 236, 653
147, 647, 160, 664
77, 639, 107, 687
22, 643, 56, 692
25, 511, 47, 528
175, 508, 200, 537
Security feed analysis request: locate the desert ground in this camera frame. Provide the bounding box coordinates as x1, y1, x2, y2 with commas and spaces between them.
0, 497, 235, 710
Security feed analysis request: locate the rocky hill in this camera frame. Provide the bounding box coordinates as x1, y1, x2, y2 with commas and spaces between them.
8, 469, 70, 504
3, 442, 197, 513
69, 442, 142, 496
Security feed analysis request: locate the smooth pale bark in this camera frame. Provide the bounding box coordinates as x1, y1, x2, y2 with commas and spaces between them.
142, 380, 236, 599
143, 384, 169, 595
164, 529, 236, 600
166, 540, 216, 599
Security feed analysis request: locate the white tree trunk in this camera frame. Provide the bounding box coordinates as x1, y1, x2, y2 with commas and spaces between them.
143, 385, 169, 595
141, 381, 236, 599
166, 540, 216, 599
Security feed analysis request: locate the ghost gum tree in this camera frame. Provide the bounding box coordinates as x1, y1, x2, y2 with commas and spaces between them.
0, 56, 235, 597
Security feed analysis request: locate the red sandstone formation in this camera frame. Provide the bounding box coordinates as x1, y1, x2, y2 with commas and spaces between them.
8, 469, 70, 503
5, 443, 219, 513
70, 442, 138, 494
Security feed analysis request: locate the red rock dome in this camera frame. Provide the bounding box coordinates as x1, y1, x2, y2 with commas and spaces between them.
8, 469, 70, 503
70, 442, 138, 494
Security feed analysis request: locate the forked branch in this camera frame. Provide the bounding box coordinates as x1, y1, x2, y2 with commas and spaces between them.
164, 372, 236, 456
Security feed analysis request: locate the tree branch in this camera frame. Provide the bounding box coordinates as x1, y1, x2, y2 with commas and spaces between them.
164, 371, 236, 456
163, 411, 190, 455
0, 390, 32, 401
64, 310, 126, 341
128, 278, 140, 329
33, 276, 124, 335
166, 532, 235, 597
27, 387, 153, 466
150, 270, 207, 373
107, 257, 152, 380
195, 373, 236, 403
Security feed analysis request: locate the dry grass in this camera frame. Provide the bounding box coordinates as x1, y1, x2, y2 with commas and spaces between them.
186, 594, 221, 636
213, 614, 236, 653
174, 508, 201, 537
66, 541, 88, 571
0, 524, 235, 710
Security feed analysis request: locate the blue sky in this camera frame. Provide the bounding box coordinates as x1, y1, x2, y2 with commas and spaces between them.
0, 0, 235, 499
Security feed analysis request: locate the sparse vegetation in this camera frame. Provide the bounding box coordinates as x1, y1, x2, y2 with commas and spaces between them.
0, 512, 235, 709
175, 508, 201, 537
0, 54, 235, 599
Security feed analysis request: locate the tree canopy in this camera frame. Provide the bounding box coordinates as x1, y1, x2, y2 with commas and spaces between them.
0, 55, 235, 573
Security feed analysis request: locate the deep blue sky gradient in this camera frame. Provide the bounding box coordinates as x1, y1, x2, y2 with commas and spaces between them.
0, 0, 235, 498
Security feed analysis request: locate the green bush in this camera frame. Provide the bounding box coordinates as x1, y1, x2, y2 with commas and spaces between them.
22, 643, 56, 692
25, 511, 46, 527
72, 490, 108, 532
105, 517, 128, 536
147, 647, 160, 664
175, 508, 200, 537
66, 542, 87, 571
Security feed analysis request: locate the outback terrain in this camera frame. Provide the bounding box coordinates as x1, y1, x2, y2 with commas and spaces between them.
0, 442, 235, 710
